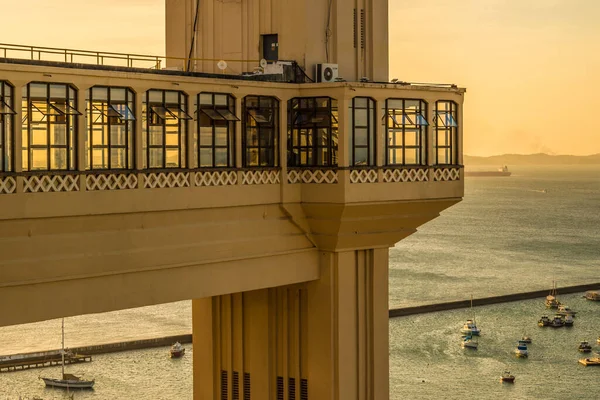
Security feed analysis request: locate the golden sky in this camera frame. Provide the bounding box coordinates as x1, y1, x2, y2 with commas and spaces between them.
1, 0, 598, 156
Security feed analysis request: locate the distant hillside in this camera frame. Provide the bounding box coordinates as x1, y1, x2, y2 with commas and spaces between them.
464, 153, 600, 166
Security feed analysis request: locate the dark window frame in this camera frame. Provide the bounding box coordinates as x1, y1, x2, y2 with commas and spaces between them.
197, 92, 238, 168
22, 82, 80, 172
385, 98, 428, 166
287, 97, 338, 167
144, 89, 190, 169
242, 95, 279, 167
0, 81, 15, 172
350, 97, 375, 166
434, 100, 459, 165
87, 86, 136, 170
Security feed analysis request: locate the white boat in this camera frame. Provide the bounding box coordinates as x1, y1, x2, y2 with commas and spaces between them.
460, 296, 480, 336
585, 291, 600, 301
461, 336, 478, 349
564, 314, 574, 327
521, 336, 532, 344
40, 318, 95, 390
557, 305, 577, 317
578, 341, 593, 353
500, 371, 515, 383
515, 341, 528, 358
170, 342, 185, 358
545, 282, 561, 309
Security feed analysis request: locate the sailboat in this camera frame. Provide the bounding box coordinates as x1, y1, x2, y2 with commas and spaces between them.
40, 318, 95, 389
460, 295, 480, 336
545, 281, 561, 309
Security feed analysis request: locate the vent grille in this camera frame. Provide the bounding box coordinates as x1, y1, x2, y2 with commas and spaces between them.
301, 379, 308, 400
353, 9, 357, 48
221, 370, 228, 400
360, 9, 365, 49
288, 378, 296, 400
277, 376, 284, 400
233, 371, 240, 400
244, 372, 251, 400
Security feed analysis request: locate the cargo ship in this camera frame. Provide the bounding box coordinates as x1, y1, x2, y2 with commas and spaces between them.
464, 166, 511, 177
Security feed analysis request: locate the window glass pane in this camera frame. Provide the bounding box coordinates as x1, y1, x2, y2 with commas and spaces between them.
165, 91, 179, 104
216, 109, 239, 121
246, 129, 258, 146
50, 148, 67, 169
215, 148, 228, 166
111, 148, 126, 169
50, 84, 67, 99
200, 127, 213, 146
405, 149, 418, 165
215, 127, 227, 146
354, 108, 368, 127
92, 148, 108, 169
32, 128, 47, 145
92, 87, 108, 101
437, 148, 449, 164
110, 88, 126, 102
215, 95, 228, 106
199, 94, 213, 105
111, 125, 126, 146
246, 148, 259, 166
355, 128, 368, 146
50, 124, 67, 145
149, 148, 163, 168
404, 130, 418, 146
259, 148, 271, 166
199, 148, 213, 167
29, 84, 47, 99
437, 131, 449, 146
165, 132, 179, 146
201, 109, 225, 120
387, 99, 402, 109
31, 149, 48, 170
354, 148, 368, 166
166, 148, 179, 167
354, 97, 368, 108
167, 107, 192, 120
93, 127, 108, 145
149, 126, 163, 145
259, 129, 273, 146
148, 91, 162, 103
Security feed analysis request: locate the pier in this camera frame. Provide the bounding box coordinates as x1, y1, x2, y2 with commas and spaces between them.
0, 354, 91, 373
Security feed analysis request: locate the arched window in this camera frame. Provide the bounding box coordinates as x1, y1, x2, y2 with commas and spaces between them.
434, 101, 458, 165
349, 97, 375, 166
143, 89, 191, 169
22, 82, 80, 171
385, 99, 428, 166
87, 86, 135, 170
288, 97, 338, 167
242, 96, 279, 167
0, 81, 15, 172
196, 93, 238, 167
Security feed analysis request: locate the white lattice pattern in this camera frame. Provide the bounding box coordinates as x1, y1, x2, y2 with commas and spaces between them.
382, 168, 429, 183
86, 173, 138, 191
23, 175, 80, 193
287, 169, 338, 184
142, 172, 190, 188
433, 167, 461, 181
0, 177, 16, 194
194, 171, 238, 186
241, 170, 280, 185
350, 169, 378, 183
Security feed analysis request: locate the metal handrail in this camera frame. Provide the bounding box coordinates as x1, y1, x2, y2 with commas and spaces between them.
0, 43, 267, 72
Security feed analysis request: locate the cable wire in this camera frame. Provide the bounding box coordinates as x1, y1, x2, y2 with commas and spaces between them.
187, 0, 201, 72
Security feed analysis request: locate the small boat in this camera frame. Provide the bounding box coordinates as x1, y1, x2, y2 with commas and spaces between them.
557, 305, 577, 317
538, 316, 551, 327
585, 291, 600, 301
564, 314, 574, 327
578, 357, 600, 366
460, 296, 480, 336
461, 335, 478, 349
545, 281, 561, 308
597, 336, 600, 345
515, 341, 528, 358
500, 371, 515, 383
578, 341, 593, 353
170, 342, 185, 358
41, 319, 95, 390
549, 315, 564, 328
521, 336, 532, 344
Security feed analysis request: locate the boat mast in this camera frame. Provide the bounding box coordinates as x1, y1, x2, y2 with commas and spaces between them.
471, 294, 475, 323
61, 318, 65, 378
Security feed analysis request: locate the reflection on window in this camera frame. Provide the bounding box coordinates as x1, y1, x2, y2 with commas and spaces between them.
196, 93, 238, 168
142, 89, 190, 169
435, 101, 458, 165
0, 81, 15, 172
349, 97, 375, 166
22, 82, 79, 171
287, 97, 338, 167
87, 86, 135, 170
242, 96, 279, 167
385, 99, 428, 166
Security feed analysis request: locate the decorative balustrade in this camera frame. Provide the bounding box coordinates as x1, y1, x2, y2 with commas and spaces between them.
23, 174, 80, 193
142, 172, 190, 189
349, 169, 378, 184
288, 169, 338, 184
382, 168, 429, 183
86, 173, 138, 191
241, 170, 280, 185
195, 170, 238, 186
0, 176, 16, 194
433, 167, 461, 182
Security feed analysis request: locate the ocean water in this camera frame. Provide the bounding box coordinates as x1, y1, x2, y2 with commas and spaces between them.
0, 165, 598, 399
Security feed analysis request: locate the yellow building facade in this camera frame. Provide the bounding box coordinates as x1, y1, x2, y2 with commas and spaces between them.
0, 1, 464, 399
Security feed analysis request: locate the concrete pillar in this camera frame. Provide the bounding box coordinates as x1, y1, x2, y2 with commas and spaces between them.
192, 248, 390, 400
131, 86, 149, 171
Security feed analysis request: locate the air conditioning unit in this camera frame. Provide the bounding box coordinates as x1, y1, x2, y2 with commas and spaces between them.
315, 63, 339, 83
